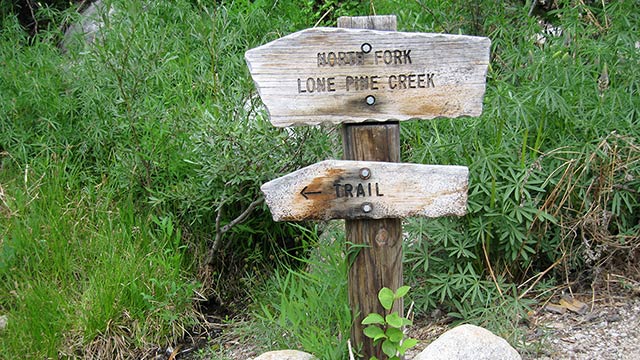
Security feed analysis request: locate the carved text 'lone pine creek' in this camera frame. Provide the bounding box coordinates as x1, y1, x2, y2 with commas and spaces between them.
245, 27, 490, 127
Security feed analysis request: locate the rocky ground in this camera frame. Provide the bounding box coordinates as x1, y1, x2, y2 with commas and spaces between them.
171, 285, 640, 359
523, 294, 640, 359
404, 292, 640, 360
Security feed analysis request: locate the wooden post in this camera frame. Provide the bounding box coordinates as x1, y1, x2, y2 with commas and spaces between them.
246, 15, 490, 359
339, 15, 402, 359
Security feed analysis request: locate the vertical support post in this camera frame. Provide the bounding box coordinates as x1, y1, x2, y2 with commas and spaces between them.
338, 15, 403, 360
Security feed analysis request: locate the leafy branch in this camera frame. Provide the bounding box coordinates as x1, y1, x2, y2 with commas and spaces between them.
361, 286, 418, 360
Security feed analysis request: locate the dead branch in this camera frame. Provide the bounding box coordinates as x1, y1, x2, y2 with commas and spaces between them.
207, 196, 265, 264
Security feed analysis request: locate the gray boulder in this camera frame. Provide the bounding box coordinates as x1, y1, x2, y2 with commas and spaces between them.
253, 350, 315, 360
61, 0, 115, 52
415, 324, 521, 360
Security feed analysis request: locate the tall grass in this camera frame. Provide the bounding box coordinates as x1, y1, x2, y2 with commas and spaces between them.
251, 224, 352, 360
1, 0, 344, 356
0, 157, 199, 358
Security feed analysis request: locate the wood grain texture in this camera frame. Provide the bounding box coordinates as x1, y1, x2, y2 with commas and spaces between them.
260, 160, 468, 221
245, 27, 490, 127
347, 217, 403, 358
340, 16, 402, 360
337, 15, 397, 30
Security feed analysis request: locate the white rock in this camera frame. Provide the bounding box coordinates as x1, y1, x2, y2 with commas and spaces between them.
253, 350, 315, 360
61, 0, 116, 51
0, 315, 7, 331
415, 324, 521, 360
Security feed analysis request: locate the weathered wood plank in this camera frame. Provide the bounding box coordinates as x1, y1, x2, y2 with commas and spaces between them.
260, 160, 468, 221
245, 27, 490, 127
337, 15, 397, 30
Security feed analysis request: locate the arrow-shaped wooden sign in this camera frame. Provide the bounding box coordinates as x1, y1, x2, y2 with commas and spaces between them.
261, 160, 468, 221
245, 27, 490, 127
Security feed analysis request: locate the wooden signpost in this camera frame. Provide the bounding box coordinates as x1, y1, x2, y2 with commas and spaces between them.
245, 15, 490, 359
261, 160, 468, 221
245, 24, 490, 127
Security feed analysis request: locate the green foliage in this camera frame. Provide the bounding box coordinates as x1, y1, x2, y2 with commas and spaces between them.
361, 286, 417, 360
2, 0, 340, 295
251, 224, 351, 359
1, 0, 638, 357
0, 0, 76, 35
0, 158, 199, 357
392, 0, 639, 346
0, 0, 347, 355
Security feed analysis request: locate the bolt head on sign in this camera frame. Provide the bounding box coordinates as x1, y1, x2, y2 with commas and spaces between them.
245, 27, 491, 127
260, 160, 468, 221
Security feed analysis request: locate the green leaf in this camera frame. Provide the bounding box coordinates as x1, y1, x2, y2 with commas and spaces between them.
361, 313, 385, 325
385, 312, 403, 328
537, 210, 557, 224
394, 285, 410, 299
386, 327, 404, 342
363, 325, 386, 341
398, 338, 419, 354
378, 287, 394, 310
382, 339, 397, 357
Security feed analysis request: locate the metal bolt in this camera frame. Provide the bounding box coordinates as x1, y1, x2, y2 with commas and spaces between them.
359, 167, 371, 180
361, 42, 372, 53
361, 202, 373, 213
366, 95, 376, 105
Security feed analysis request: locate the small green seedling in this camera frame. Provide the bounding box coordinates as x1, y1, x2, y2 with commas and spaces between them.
361, 286, 418, 360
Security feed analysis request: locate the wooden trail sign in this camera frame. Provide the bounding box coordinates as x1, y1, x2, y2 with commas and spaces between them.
261, 160, 468, 221
245, 14, 490, 360
245, 27, 490, 127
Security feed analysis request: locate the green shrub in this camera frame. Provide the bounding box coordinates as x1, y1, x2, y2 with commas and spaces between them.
397, 0, 639, 337
1, 0, 340, 355
2, 0, 340, 283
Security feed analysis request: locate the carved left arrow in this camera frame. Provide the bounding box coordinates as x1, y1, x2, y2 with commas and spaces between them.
300, 186, 322, 200
261, 160, 468, 221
